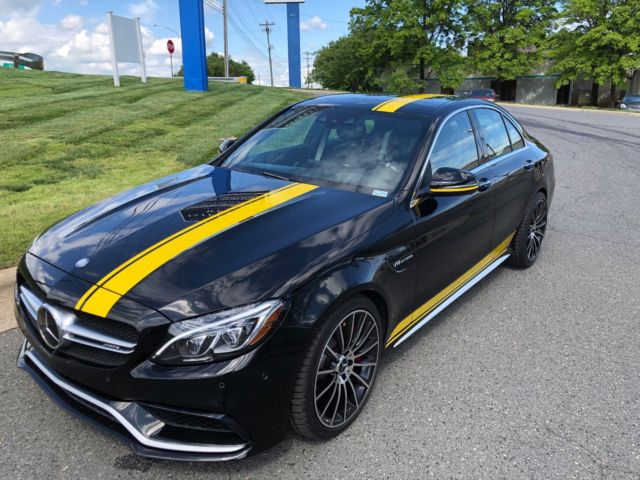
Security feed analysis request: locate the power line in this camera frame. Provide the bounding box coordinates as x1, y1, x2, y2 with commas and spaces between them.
260, 20, 275, 87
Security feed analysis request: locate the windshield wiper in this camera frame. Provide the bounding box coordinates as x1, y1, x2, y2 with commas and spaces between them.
260, 171, 294, 182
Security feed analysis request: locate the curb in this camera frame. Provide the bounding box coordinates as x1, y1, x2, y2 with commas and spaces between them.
0, 267, 17, 333
497, 102, 637, 116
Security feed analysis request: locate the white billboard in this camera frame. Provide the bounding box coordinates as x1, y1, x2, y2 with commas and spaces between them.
107, 12, 147, 87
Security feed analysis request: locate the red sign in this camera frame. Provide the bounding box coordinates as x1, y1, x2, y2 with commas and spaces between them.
167, 40, 175, 55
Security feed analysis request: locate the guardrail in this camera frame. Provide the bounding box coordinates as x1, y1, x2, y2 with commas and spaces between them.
0, 51, 44, 70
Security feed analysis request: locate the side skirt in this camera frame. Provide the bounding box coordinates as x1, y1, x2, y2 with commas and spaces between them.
390, 253, 511, 348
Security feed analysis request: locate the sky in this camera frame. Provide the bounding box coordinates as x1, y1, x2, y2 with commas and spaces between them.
0, 0, 365, 86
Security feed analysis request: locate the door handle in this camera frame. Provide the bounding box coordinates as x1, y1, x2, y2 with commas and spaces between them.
478, 178, 492, 192
523, 159, 535, 171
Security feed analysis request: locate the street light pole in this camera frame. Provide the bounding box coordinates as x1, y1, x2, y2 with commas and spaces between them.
223, 0, 229, 77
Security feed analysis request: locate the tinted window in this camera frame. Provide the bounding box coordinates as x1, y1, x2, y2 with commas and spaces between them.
504, 117, 525, 150
429, 111, 479, 173
473, 108, 512, 160
471, 89, 493, 97
221, 106, 430, 194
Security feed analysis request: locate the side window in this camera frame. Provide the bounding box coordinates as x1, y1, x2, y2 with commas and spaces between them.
428, 111, 479, 174
504, 116, 525, 150
472, 108, 512, 161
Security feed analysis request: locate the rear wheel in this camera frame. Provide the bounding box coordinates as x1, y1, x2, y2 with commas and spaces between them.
508, 191, 548, 268
290, 296, 382, 439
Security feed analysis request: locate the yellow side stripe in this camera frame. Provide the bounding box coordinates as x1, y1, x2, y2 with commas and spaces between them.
372, 94, 447, 113
75, 183, 318, 318
386, 233, 515, 347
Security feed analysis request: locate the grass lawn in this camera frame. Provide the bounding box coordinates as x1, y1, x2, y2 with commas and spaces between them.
0, 69, 315, 268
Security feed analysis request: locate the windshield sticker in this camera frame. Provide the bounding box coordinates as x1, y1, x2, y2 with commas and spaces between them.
372, 190, 388, 198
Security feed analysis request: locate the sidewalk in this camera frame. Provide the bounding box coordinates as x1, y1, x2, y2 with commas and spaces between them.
0, 267, 17, 333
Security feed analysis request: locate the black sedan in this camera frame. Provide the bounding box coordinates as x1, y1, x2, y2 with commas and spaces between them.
15, 93, 554, 461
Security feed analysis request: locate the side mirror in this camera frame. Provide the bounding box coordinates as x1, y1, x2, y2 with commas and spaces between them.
219, 137, 237, 153
428, 167, 480, 195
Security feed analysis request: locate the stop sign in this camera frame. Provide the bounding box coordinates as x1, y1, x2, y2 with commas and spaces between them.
167, 39, 175, 55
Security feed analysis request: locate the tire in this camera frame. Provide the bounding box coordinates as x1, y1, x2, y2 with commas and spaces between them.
508, 191, 548, 268
290, 295, 383, 440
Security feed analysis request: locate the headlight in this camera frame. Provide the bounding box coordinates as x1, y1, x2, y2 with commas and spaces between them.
620, 103, 628, 109
152, 300, 285, 365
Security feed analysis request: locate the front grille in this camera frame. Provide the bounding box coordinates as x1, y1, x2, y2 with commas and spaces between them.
17, 279, 139, 369
74, 312, 138, 343
62, 343, 129, 367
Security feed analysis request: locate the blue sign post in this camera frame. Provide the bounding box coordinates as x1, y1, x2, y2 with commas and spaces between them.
286, 3, 302, 88
178, 0, 208, 91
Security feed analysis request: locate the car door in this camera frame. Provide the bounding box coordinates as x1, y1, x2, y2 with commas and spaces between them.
471, 108, 536, 245
408, 110, 496, 321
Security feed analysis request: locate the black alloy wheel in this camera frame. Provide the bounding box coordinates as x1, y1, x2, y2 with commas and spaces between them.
291, 296, 382, 439
509, 191, 548, 268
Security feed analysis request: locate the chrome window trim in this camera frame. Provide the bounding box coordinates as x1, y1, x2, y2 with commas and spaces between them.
21, 344, 249, 457
410, 104, 530, 206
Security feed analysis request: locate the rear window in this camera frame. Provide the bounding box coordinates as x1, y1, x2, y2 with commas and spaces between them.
471, 89, 493, 97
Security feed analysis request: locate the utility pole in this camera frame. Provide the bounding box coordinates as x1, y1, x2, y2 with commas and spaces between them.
223, 0, 229, 77
260, 21, 275, 87
303, 50, 315, 88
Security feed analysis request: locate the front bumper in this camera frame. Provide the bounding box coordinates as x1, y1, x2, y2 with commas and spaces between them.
18, 340, 251, 461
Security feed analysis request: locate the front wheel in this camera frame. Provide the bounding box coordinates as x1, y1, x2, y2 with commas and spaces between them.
508, 191, 548, 268
290, 296, 382, 439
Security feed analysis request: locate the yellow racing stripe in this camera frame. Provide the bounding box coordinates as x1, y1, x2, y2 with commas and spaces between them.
75, 183, 318, 318
386, 233, 515, 347
372, 94, 447, 113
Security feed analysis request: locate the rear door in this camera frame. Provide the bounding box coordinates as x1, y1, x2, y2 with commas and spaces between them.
471, 108, 536, 245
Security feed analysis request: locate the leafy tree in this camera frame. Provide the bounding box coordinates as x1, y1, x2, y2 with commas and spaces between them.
551, 0, 640, 106
178, 52, 255, 83
465, 0, 557, 80
311, 33, 377, 91
351, 0, 468, 89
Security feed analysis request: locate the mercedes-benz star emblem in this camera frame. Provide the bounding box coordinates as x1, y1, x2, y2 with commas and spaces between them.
37, 305, 61, 349
74, 257, 89, 268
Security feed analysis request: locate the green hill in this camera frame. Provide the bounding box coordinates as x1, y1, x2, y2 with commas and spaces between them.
0, 69, 315, 268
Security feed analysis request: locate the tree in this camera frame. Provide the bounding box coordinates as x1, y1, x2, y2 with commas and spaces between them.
178, 52, 255, 83
465, 0, 557, 80
551, 0, 640, 107
351, 0, 468, 89
311, 34, 377, 91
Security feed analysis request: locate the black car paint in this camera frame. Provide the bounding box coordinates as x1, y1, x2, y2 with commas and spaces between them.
15, 95, 555, 459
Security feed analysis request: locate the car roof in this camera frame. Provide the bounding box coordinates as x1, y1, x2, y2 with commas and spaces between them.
296, 93, 499, 119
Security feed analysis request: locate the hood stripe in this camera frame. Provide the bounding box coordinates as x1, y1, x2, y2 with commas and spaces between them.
75, 182, 318, 318
372, 94, 446, 113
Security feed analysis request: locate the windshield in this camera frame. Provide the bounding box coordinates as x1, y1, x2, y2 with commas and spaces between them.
219, 106, 431, 195
624, 96, 640, 103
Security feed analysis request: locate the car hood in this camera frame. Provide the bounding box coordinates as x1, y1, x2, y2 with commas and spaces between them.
29, 166, 393, 321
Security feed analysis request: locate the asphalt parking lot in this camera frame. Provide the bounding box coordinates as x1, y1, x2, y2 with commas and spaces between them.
1, 105, 639, 479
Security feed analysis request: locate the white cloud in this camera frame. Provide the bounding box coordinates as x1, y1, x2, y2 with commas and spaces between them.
60, 14, 82, 30
300, 16, 327, 32
128, 0, 158, 20
0, 9, 187, 77
0, 0, 40, 14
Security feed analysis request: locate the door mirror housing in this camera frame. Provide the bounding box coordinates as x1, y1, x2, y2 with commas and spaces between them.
219, 137, 237, 153
423, 167, 480, 196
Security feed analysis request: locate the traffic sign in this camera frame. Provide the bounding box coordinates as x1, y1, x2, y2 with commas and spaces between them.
167, 39, 175, 55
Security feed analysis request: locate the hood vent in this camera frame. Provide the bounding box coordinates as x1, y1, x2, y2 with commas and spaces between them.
180, 191, 268, 222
